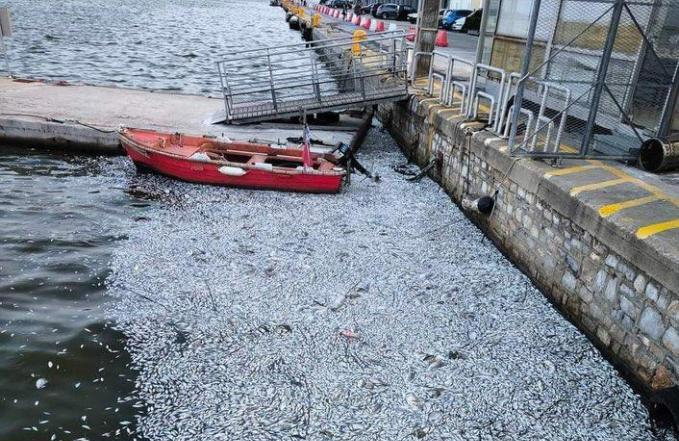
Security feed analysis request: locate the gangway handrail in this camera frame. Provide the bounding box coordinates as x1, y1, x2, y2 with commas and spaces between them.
217, 30, 408, 124
217, 30, 406, 61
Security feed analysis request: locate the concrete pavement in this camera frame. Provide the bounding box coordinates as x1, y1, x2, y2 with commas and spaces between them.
0, 78, 358, 152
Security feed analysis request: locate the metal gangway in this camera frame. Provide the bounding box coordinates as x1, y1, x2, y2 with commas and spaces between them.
216, 31, 409, 124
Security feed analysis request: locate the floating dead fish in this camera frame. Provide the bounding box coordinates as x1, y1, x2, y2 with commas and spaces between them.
340, 329, 359, 339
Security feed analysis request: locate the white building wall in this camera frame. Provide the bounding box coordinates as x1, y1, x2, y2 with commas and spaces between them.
445, 0, 482, 10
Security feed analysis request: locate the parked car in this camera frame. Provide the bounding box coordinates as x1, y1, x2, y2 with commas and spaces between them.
397, 5, 416, 20
327, 0, 351, 8
375, 3, 414, 20
441, 9, 472, 30
450, 16, 465, 31
409, 9, 446, 25
452, 8, 482, 34
369, 2, 383, 17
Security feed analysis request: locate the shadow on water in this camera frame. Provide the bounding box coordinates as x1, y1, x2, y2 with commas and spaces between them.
0, 147, 152, 440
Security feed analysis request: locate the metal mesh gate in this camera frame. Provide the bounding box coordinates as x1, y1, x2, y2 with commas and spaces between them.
506, 0, 679, 160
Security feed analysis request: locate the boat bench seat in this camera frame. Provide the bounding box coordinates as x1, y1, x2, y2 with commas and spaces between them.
249, 154, 268, 164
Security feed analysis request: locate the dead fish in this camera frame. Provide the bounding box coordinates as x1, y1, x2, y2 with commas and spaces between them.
406, 393, 423, 410
411, 426, 432, 438
422, 354, 445, 370
340, 329, 359, 339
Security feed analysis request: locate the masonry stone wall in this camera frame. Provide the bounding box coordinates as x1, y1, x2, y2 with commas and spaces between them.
378, 96, 679, 400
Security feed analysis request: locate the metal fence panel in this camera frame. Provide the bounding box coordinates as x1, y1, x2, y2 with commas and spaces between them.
506, 0, 679, 160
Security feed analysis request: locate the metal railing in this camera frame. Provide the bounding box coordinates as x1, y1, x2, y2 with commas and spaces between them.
505, 0, 679, 160
216, 31, 409, 124
412, 0, 679, 162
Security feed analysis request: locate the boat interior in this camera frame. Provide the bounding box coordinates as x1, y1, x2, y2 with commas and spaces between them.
123, 129, 339, 171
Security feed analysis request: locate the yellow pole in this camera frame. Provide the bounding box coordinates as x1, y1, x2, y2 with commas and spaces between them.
352, 29, 367, 56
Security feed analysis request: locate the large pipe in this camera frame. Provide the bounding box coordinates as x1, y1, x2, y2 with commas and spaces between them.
640, 138, 679, 173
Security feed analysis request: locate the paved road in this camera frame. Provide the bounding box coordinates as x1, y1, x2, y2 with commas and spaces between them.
377, 17, 480, 60
314, 9, 479, 72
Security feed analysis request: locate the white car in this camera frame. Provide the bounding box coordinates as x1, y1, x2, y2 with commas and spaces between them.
450, 16, 466, 31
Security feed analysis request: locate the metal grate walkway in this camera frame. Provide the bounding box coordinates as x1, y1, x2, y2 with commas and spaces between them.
216, 31, 409, 124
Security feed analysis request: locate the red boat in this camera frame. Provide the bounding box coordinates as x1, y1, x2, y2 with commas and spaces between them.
119, 128, 346, 193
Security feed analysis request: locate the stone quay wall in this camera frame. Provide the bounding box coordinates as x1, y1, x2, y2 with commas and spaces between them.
377, 95, 679, 409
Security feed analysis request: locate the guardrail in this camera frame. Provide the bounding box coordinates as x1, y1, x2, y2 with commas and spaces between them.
416, 51, 585, 160
217, 31, 409, 124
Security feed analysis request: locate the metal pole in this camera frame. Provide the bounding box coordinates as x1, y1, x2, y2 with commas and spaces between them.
474, 0, 491, 66
266, 51, 278, 112
310, 53, 322, 103
658, 62, 679, 140
507, 0, 541, 153
0, 33, 10, 77
580, 0, 624, 156
217, 62, 230, 122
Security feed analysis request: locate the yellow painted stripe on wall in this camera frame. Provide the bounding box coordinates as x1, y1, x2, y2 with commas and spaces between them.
569, 178, 631, 196
598, 195, 662, 218
637, 219, 679, 239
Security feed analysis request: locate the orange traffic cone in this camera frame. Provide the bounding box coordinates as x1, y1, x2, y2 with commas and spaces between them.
352, 15, 360, 25
435, 29, 448, 47
375, 21, 385, 32
406, 25, 416, 41
361, 17, 371, 29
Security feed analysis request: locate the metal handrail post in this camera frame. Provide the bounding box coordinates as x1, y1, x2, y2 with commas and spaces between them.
310, 52, 322, 103
266, 50, 278, 112
466, 64, 478, 118
0, 32, 10, 77
580, 0, 624, 156
427, 51, 437, 95
658, 62, 679, 139
217, 62, 230, 120
508, 0, 541, 154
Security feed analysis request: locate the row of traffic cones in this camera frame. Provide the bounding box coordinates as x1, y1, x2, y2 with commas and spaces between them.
314, 5, 448, 47
313, 5, 394, 34
405, 25, 448, 47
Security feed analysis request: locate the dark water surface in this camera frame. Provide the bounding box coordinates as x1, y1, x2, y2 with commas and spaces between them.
2, 0, 299, 95
0, 150, 151, 440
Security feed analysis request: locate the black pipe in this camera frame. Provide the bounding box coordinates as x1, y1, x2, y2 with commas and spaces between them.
640, 138, 679, 173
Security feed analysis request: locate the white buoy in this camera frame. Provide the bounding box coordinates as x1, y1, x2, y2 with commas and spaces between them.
218, 166, 247, 176
253, 163, 273, 171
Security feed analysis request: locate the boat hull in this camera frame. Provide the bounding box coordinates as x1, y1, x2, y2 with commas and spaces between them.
122, 141, 344, 194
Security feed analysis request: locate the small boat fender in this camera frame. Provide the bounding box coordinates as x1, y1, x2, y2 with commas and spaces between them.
254, 163, 274, 172
218, 166, 247, 177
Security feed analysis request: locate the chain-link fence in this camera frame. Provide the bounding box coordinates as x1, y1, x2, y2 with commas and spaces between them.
506, 0, 679, 160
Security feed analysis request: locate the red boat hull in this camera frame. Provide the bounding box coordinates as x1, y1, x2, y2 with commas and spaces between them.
120, 129, 344, 194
